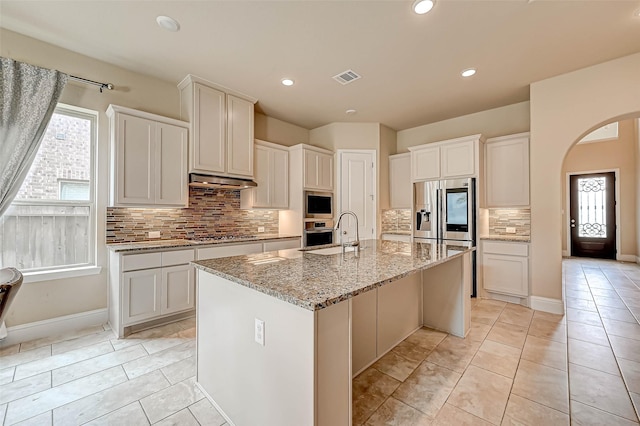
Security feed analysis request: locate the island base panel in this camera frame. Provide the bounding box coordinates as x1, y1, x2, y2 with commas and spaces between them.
422, 253, 471, 338
197, 271, 316, 426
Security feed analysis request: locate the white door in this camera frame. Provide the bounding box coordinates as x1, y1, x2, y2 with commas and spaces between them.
156, 122, 188, 206
116, 113, 155, 205
226, 94, 254, 177
338, 151, 376, 244
122, 268, 162, 325
161, 264, 195, 315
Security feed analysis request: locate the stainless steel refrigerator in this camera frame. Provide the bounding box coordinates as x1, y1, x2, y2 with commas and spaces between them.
413, 177, 477, 296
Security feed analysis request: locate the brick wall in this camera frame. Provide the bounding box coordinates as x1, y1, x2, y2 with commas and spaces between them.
16, 113, 91, 200
106, 187, 279, 243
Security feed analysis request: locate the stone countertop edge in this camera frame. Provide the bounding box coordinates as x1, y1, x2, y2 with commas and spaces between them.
479, 235, 531, 242
193, 245, 475, 312
106, 234, 302, 253
381, 231, 412, 236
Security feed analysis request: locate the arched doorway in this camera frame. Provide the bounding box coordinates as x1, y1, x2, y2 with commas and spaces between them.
561, 118, 639, 262
528, 51, 640, 314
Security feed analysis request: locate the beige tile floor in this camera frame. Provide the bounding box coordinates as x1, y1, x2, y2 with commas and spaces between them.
0, 317, 227, 425
1, 257, 639, 425
355, 257, 640, 425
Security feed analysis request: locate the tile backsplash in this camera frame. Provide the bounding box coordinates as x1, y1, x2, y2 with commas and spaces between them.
106, 187, 279, 243
381, 209, 412, 233
488, 208, 530, 236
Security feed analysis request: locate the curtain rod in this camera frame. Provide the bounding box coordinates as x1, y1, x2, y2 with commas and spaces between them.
69, 75, 114, 93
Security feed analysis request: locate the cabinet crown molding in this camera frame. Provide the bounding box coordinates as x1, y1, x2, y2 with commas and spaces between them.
288, 143, 334, 155
484, 132, 530, 144
408, 133, 484, 152
106, 104, 189, 128
255, 139, 289, 151
177, 74, 258, 104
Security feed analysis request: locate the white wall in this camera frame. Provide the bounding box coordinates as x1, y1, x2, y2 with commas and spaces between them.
530, 52, 640, 302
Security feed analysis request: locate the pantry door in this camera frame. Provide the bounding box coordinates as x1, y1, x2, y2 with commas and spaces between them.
569, 172, 616, 259
338, 150, 376, 244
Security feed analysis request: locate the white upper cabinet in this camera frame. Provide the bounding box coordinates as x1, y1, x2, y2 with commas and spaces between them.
226, 94, 254, 177
241, 140, 289, 209
441, 140, 475, 178
484, 133, 530, 207
192, 83, 226, 173
179, 75, 257, 179
389, 153, 412, 209
411, 145, 439, 181
409, 135, 481, 181
304, 149, 333, 191
107, 105, 189, 207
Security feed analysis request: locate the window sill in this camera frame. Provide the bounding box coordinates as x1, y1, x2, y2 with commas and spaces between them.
23, 266, 103, 284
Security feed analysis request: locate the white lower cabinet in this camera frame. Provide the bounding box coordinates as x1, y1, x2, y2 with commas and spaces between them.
110, 238, 301, 337
122, 269, 162, 325
482, 241, 529, 297
111, 248, 196, 337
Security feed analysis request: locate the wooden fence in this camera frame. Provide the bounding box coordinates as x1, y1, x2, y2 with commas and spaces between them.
0, 204, 90, 271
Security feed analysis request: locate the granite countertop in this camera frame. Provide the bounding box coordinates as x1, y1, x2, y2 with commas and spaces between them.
480, 235, 531, 243
193, 239, 475, 311
107, 234, 301, 253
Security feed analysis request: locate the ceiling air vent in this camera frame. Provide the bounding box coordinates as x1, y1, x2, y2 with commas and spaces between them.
333, 69, 362, 85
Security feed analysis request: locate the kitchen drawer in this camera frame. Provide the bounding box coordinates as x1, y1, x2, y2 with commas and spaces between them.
122, 252, 162, 272
197, 242, 263, 260
482, 241, 528, 257
263, 239, 300, 252
161, 249, 195, 266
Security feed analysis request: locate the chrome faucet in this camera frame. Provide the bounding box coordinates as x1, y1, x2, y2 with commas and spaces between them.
335, 211, 360, 253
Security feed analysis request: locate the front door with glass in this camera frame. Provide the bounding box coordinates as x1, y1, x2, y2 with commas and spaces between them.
569, 172, 616, 259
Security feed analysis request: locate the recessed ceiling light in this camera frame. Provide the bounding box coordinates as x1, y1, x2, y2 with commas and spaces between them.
346, 109, 357, 115
156, 15, 180, 32
461, 68, 477, 77
281, 79, 294, 86
413, 0, 435, 15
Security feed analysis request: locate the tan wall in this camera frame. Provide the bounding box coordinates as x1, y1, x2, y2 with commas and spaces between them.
397, 101, 530, 152
255, 112, 309, 147
2, 29, 182, 326
309, 122, 379, 151
636, 120, 640, 261
530, 52, 640, 302
561, 119, 637, 257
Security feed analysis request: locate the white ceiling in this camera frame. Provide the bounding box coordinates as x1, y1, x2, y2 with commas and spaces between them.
2, 1, 640, 131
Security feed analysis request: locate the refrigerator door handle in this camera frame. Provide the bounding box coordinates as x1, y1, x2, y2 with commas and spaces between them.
436, 188, 442, 241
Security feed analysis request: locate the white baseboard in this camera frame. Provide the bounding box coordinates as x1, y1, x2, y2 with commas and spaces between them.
529, 296, 564, 315
637, 256, 640, 265
618, 254, 637, 263
562, 250, 569, 258
0, 308, 108, 347
196, 382, 236, 426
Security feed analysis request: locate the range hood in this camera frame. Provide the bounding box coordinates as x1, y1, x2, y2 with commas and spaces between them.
189, 173, 257, 190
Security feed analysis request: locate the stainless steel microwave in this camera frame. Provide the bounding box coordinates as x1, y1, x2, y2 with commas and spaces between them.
305, 191, 333, 219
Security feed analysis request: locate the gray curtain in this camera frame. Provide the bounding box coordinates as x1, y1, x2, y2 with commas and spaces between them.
0, 57, 68, 217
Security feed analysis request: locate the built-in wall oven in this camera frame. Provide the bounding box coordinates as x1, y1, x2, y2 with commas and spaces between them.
304, 220, 334, 247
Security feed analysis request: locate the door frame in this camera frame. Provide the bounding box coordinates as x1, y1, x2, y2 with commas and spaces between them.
564, 168, 621, 260
336, 149, 377, 240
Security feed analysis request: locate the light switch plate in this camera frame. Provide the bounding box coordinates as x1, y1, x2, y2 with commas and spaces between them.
148, 231, 161, 239
258, 227, 265, 233
506, 227, 516, 234
255, 318, 265, 346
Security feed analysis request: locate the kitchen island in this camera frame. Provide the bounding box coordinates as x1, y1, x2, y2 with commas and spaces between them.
193, 239, 474, 426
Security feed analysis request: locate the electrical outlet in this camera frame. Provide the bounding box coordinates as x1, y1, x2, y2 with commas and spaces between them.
148, 231, 161, 239
255, 318, 265, 346
258, 226, 265, 233
506, 227, 516, 234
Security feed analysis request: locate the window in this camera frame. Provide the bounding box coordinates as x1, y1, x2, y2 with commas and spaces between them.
0, 104, 97, 273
